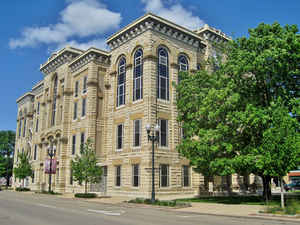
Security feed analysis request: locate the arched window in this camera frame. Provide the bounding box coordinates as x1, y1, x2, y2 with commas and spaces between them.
117, 57, 126, 107
178, 55, 189, 83
133, 49, 143, 101
157, 48, 169, 100
51, 76, 58, 126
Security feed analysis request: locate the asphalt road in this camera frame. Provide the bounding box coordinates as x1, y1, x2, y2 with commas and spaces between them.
0, 190, 298, 225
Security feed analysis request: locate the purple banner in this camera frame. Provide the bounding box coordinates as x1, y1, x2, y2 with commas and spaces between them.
45, 159, 57, 174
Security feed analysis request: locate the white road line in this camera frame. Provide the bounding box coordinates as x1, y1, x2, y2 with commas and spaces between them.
87, 209, 123, 216
36, 203, 57, 209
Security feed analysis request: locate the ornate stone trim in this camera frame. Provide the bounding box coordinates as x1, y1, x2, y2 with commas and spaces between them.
143, 54, 157, 62
170, 63, 179, 69
126, 64, 133, 69
63, 90, 73, 96
109, 71, 117, 76
60, 137, 68, 144
104, 83, 111, 89
87, 80, 98, 87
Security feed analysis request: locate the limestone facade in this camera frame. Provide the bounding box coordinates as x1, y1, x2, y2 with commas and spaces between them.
13, 13, 237, 198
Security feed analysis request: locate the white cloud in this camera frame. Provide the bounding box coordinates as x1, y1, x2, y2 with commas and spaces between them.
9, 0, 121, 49
141, 0, 205, 30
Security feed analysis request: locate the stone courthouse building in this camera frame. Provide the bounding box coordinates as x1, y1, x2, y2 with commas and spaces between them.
13, 13, 235, 198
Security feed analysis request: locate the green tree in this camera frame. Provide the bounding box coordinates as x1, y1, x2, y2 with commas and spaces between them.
176, 22, 300, 202
0, 130, 15, 188
71, 139, 102, 194
13, 151, 33, 188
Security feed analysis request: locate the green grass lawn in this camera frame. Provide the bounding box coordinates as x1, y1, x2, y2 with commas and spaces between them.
177, 195, 300, 206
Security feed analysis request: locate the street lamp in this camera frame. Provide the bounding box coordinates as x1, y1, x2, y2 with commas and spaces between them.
47, 141, 56, 193
146, 123, 160, 204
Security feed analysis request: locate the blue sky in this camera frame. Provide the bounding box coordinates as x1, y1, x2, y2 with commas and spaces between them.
1, 0, 299, 131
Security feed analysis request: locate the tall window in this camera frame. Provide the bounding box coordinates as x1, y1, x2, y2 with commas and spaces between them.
116, 124, 123, 150
32, 171, 35, 183
35, 118, 39, 132
81, 98, 86, 117
75, 81, 79, 97
83, 76, 87, 93
73, 102, 77, 120
133, 120, 141, 147
115, 165, 121, 186
18, 119, 22, 138
133, 49, 143, 101
51, 76, 58, 126
80, 132, 85, 151
70, 169, 73, 185
132, 164, 139, 187
159, 119, 168, 147
178, 55, 189, 72
160, 164, 169, 187
37, 102, 40, 115
23, 119, 26, 137
72, 135, 76, 155
34, 144, 37, 160
157, 48, 169, 100
117, 57, 126, 107
182, 166, 190, 187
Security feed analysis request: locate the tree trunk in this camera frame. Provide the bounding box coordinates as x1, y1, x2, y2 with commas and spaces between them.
6, 174, 10, 188
262, 175, 272, 202
225, 175, 233, 196
280, 177, 285, 208
85, 180, 87, 194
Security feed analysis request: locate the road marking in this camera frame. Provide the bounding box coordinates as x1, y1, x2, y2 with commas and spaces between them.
36, 203, 57, 209
87, 209, 124, 216
176, 215, 202, 218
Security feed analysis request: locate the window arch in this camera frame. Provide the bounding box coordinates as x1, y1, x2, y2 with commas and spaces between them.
117, 57, 126, 107
51, 76, 58, 126
178, 55, 189, 71
157, 47, 169, 100
133, 49, 143, 101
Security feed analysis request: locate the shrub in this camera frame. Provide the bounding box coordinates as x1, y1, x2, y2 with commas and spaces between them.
16, 187, 30, 192
284, 200, 300, 215
74, 193, 97, 198
128, 198, 191, 207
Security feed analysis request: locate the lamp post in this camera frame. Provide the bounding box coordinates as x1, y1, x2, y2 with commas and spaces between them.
47, 141, 56, 193
146, 123, 160, 204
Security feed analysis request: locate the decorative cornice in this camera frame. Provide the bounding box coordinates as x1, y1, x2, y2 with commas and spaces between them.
87, 80, 98, 87
107, 13, 205, 50
196, 24, 231, 43
69, 48, 110, 73
40, 47, 83, 75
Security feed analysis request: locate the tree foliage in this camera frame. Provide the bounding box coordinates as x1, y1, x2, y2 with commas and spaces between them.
13, 151, 33, 187
176, 22, 300, 201
0, 130, 15, 187
71, 139, 102, 194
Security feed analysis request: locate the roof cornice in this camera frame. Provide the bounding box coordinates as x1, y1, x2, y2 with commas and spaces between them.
196, 24, 231, 42
40, 46, 84, 75
69, 47, 111, 73
16, 92, 34, 104
107, 13, 206, 50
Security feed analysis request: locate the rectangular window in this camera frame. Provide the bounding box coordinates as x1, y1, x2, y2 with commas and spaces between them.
83, 76, 87, 93
70, 169, 73, 185
72, 135, 76, 155
73, 102, 77, 120
115, 165, 121, 187
81, 98, 86, 117
34, 144, 37, 160
160, 164, 169, 187
32, 171, 35, 183
116, 124, 123, 150
23, 119, 26, 137
80, 132, 85, 151
133, 120, 141, 147
18, 120, 22, 138
132, 164, 139, 187
35, 118, 39, 132
75, 81, 79, 97
37, 102, 40, 115
182, 166, 190, 187
159, 119, 168, 147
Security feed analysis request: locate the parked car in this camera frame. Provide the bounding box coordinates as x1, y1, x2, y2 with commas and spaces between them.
284, 181, 300, 191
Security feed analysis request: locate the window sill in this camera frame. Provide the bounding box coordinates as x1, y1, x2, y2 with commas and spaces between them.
157, 99, 170, 104
81, 116, 86, 120
132, 99, 143, 105
116, 105, 126, 110
115, 149, 123, 152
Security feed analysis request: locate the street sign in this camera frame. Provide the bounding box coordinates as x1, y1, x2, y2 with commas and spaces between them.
45, 159, 57, 174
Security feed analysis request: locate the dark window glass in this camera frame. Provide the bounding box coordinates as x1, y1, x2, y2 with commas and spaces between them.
115, 165, 121, 186
18, 120, 22, 138
70, 169, 73, 185
75, 81, 79, 97
160, 164, 169, 187
133, 49, 143, 101
159, 119, 168, 147
117, 124, 123, 150
117, 58, 126, 107
36, 118, 39, 132
73, 102, 77, 120
51, 76, 58, 126
157, 48, 169, 100
183, 166, 190, 187
82, 98, 86, 117
132, 164, 139, 187
23, 119, 26, 137
133, 120, 141, 147
83, 76, 87, 93
80, 132, 85, 151
37, 102, 40, 115
32, 171, 35, 183
34, 144, 37, 160
72, 135, 76, 155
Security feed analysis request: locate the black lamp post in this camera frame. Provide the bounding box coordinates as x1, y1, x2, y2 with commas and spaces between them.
146, 123, 160, 204
47, 141, 56, 193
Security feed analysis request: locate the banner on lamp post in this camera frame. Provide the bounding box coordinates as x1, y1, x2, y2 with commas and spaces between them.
45, 159, 57, 174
